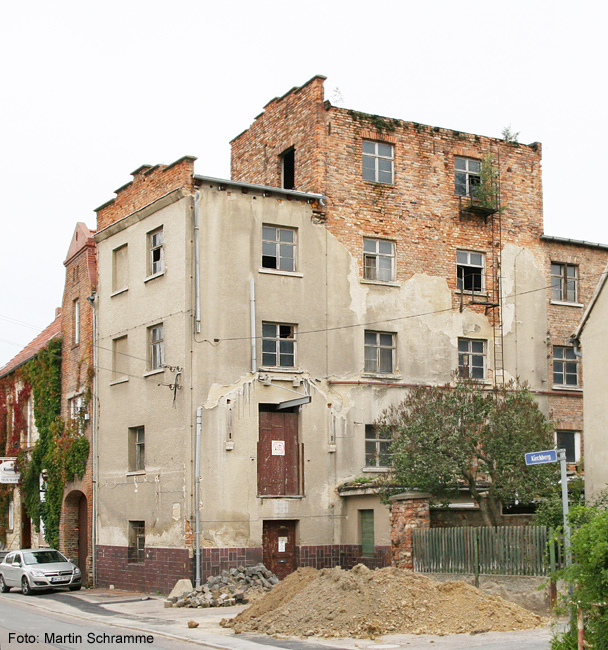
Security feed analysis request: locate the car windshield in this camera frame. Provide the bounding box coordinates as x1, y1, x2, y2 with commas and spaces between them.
23, 550, 67, 565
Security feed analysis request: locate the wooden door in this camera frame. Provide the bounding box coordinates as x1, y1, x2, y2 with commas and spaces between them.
258, 411, 299, 495
262, 520, 297, 580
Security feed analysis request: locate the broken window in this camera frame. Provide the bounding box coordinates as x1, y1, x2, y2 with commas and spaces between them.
551, 263, 578, 303
148, 227, 164, 276
455, 157, 481, 197
363, 238, 395, 282
364, 331, 395, 373
129, 426, 145, 472
262, 226, 296, 272
112, 244, 129, 293
458, 338, 486, 379
262, 323, 296, 368
457, 250, 485, 293
112, 335, 129, 381
281, 148, 295, 190
553, 346, 579, 386
365, 425, 392, 468
359, 510, 375, 557
148, 324, 164, 371
362, 140, 394, 184
128, 521, 145, 563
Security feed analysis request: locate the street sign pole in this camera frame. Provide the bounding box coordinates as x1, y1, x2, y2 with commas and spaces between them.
558, 448, 572, 567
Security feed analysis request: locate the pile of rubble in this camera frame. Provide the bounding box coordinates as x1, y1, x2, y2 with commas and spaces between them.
166, 564, 280, 609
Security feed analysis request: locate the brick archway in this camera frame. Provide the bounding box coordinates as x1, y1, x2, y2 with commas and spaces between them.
62, 490, 89, 584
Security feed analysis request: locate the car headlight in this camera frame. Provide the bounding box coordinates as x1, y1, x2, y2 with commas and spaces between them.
73, 567, 81, 575
31, 570, 45, 577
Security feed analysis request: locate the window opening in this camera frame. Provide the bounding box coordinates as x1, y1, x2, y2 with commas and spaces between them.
262, 226, 296, 272
148, 228, 164, 276
362, 141, 394, 184
365, 425, 392, 467
129, 426, 145, 471
363, 238, 395, 282
73, 298, 80, 345
556, 431, 580, 463
458, 338, 486, 379
281, 148, 295, 190
149, 324, 164, 370
112, 335, 129, 380
457, 250, 485, 293
128, 521, 145, 563
359, 510, 375, 557
553, 346, 579, 386
364, 331, 395, 373
455, 157, 481, 197
551, 263, 578, 302
262, 323, 296, 368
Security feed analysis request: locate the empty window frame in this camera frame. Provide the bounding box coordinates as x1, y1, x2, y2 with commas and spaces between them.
458, 338, 486, 379
68, 395, 84, 432
148, 227, 164, 276
148, 324, 164, 371
365, 424, 392, 468
455, 157, 481, 197
553, 346, 579, 386
112, 244, 129, 292
73, 298, 80, 345
129, 426, 145, 471
112, 335, 129, 380
359, 510, 375, 557
363, 238, 395, 282
262, 226, 296, 272
457, 250, 485, 293
262, 323, 296, 368
281, 148, 295, 190
362, 141, 394, 184
128, 521, 145, 563
556, 430, 581, 464
551, 263, 578, 303
364, 331, 395, 374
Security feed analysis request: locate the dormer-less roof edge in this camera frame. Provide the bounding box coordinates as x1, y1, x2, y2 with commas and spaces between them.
541, 234, 608, 251
194, 175, 325, 202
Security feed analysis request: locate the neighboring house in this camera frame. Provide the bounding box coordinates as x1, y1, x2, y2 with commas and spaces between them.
0, 313, 62, 550
59, 222, 97, 584
91, 78, 608, 592
574, 261, 608, 500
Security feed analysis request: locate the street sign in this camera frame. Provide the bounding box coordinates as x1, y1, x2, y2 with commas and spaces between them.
525, 449, 558, 465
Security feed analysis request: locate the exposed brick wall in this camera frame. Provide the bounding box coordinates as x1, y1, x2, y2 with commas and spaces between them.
390, 494, 430, 570
96, 156, 196, 231
430, 509, 534, 528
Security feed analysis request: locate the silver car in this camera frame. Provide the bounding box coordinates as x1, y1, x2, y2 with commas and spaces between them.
0, 549, 82, 595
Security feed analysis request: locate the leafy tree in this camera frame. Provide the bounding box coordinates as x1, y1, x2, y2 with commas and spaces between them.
378, 380, 557, 526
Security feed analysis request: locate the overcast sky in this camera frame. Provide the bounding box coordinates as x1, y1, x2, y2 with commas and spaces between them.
1, 0, 606, 367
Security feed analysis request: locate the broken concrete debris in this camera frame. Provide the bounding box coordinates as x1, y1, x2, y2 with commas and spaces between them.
166, 563, 280, 608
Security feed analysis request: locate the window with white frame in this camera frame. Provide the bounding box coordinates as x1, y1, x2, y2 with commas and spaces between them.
458, 338, 486, 379
148, 324, 164, 371
68, 395, 84, 432
362, 141, 394, 184
364, 331, 395, 374
73, 298, 80, 345
148, 227, 164, 276
556, 430, 581, 464
363, 238, 395, 282
128, 520, 145, 563
262, 226, 296, 272
365, 424, 392, 468
551, 263, 578, 303
455, 157, 481, 197
457, 250, 485, 293
262, 323, 296, 367
129, 426, 145, 471
553, 346, 579, 386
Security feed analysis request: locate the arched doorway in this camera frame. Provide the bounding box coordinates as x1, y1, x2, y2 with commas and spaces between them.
62, 490, 88, 584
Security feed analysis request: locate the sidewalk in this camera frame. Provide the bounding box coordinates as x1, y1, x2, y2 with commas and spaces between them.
15, 586, 556, 650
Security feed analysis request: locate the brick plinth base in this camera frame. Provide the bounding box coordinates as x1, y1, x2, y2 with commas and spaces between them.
390, 492, 431, 569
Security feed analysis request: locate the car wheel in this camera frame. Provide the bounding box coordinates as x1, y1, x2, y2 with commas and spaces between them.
69, 585, 81, 591
21, 576, 32, 596
0, 575, 9, 593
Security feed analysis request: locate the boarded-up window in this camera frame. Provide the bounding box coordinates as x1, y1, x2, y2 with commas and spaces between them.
258, 408, 300, 496
112, 335, 129, 380
359, 509, 375, 557
113, 244, 128, 292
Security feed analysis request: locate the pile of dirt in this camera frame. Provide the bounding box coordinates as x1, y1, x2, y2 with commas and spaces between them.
223, 564, 545, 638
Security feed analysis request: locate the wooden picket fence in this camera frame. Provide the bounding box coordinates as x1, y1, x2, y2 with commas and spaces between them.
412, 526, 562, 577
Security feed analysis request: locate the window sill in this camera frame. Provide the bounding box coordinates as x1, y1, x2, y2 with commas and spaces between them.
550, 300, 583, 308
259, 268, 303, 278
361, 372, 401, 380
144, 270, 165, 283
360, 279, 401, 288
455, 290, 487, 298
126, 470, 146, 477
362, 466, 390, 473
143, 368, 164, 377
259, 367, 303, 374
110, 377, 129, 386
258, 494, 305, 499
363, 179, 394, 187
552, 385, 582, 392
111, 287, 129, 297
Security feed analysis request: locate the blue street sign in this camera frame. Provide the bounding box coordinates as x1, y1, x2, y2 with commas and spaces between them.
525, 449, 558, 465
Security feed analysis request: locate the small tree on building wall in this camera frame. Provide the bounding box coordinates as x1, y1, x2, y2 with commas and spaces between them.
378, 380, 556, 526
